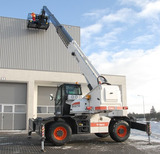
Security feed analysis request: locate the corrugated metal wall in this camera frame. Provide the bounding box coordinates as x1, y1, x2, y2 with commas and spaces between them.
0, 17, 81, 73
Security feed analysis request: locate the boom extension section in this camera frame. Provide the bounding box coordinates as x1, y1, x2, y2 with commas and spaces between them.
42, 6, 108, 90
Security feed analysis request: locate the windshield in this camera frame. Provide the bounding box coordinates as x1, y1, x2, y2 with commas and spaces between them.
65, 85, 82, 95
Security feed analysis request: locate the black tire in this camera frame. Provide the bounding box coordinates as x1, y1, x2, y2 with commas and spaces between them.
45, 128, 51, 142
48, 122, 72, 146
109, 120, 130, 142
95, 133, 109, 138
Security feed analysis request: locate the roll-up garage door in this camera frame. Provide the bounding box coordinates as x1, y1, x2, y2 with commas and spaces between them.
37, 86, 57, 118
0, 83, 27, 130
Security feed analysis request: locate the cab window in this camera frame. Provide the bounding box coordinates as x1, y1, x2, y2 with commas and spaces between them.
65, 85, 82, 95
55, 87, 61, 105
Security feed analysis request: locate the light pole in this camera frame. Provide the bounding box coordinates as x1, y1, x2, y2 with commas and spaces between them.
138, 95, 145, 121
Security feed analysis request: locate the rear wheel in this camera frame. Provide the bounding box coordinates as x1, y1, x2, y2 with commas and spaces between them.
109, 120, 130, 142
48, 122, 72, 146
95, 133, 109, 138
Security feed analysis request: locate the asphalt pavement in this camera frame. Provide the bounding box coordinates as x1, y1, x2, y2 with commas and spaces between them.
0, 132, 159, 154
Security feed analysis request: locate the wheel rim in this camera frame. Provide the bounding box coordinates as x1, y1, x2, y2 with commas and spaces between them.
54, 127, 67, 141
117, 125, 127, 138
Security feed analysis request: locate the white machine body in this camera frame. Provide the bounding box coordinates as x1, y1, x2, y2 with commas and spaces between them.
90, 113, 111, 133
70, 84, 123, 115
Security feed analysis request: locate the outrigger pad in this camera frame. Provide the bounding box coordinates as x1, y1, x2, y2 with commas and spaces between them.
27, 13, 50, 30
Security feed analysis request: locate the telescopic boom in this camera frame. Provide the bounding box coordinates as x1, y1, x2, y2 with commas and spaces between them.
43, 6, 106, 90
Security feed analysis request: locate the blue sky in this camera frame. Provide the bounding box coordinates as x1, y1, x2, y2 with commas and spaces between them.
1, 0, 160, 113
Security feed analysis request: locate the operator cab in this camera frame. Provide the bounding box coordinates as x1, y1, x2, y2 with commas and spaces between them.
27, 10, 49, 30
55, 84, 82, 116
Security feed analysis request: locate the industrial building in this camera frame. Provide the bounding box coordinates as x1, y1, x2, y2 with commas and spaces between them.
0, 16, 126, 131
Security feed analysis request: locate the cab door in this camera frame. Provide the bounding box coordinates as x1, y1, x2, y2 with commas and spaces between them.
55, 86, 62, 115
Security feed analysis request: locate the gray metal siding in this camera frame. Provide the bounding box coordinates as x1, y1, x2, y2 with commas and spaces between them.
0, 17, 81, 73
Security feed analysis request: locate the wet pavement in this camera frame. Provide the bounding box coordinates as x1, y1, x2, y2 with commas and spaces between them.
0, 132, 159, 154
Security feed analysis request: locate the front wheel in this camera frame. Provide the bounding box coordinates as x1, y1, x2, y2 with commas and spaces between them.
48, 122, 72, 146
109, 120, 130, 142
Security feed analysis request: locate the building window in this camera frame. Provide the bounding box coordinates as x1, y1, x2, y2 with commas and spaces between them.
15, 105, 26, 113
37, 107, 47, 113
48, 107, 55, 113
37, 106, 55, 114
4, 106, 13, 113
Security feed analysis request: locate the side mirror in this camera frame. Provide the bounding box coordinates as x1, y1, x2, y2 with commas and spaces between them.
50, 94, 54, 101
